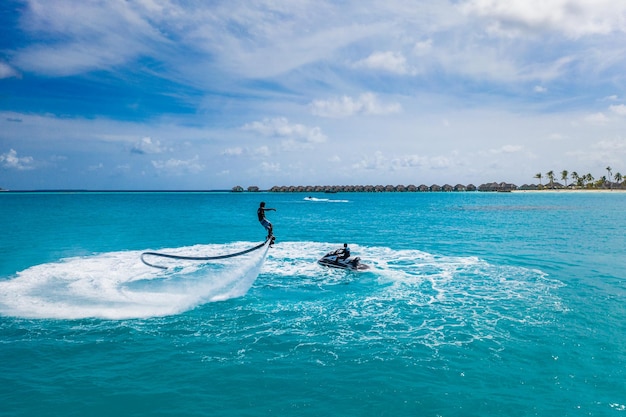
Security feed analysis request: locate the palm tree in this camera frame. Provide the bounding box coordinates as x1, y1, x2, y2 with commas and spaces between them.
571, 171, 579, 188
606, 166, 613, 189
546, 170, 555, 188
585, 173, 594, 188
534, 172, 543, 186
615, 172, 623, 186
561, 170, 569, 187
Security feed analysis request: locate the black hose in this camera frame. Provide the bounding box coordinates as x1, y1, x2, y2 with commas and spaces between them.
141, 236, 273, 270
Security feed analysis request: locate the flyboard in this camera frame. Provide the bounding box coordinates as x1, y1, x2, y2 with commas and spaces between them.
141, 235, 275, 270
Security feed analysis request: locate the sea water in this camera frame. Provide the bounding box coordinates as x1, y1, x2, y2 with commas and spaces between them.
1, 191, 625, 416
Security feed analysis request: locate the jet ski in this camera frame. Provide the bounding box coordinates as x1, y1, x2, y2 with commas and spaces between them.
317, 250, 370, 271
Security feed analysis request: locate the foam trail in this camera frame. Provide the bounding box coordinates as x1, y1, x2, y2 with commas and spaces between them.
258, 241, 564, 349
0, 241, 270, 320
303, 197, 349, 203
199, 240, 270, 302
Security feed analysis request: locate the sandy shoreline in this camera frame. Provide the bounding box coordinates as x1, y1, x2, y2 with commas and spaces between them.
512, 188, 626, 193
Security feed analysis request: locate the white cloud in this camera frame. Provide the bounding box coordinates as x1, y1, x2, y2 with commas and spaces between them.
566, 138, 626, 165
491, 145, 523, 154
428, 156, 453, 170
433, 44, 574, 83
461, 0, 626, 38
242, 117, 327, 144
151, 155, 204, 174
354, 51, 412, 75
131, 137, 166, 154
352, 151, 387, 171
254, 146, 271, 157
14, 0, 166, 76
260, 161, 280, 172
413, 39, 433, 55
609, 104, 626, 116
310, 93, 401, 118
222, 147, 244, 156
0, 62, 19, 79
549, 133, 566, 140
0, 149, 35, 170
115, 164, 131, 173
584, 112, 609, 124
594, 139, 626, 152
353, 152, 451, 172
391, 155, 426, 168
534, 85, 547, 93
14, 0, 385, 80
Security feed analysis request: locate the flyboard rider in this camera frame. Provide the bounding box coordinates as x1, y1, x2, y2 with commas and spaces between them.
257, 202, 276, 241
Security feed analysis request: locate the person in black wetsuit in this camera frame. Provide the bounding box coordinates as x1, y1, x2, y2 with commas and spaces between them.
257, 202, 276, 238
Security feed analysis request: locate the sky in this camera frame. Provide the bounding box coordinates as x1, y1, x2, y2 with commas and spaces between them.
1, 0, 626, 190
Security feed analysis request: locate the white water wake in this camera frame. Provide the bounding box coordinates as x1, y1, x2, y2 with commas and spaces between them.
259, 242, 565, 351
303, 197, 350, 203
0, 241, 270, 320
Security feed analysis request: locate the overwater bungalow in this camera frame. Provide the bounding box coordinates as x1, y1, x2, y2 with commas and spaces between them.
262, 181, 525, 193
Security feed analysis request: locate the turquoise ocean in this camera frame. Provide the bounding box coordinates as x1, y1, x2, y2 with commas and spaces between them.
1, 191, 625, 416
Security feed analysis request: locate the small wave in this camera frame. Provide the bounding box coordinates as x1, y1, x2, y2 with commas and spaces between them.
303, 197, 349, 203
257, 242, 564, 354
0, 242, 269, 320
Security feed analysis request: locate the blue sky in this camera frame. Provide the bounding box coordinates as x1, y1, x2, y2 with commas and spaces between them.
1, 0, 626, 190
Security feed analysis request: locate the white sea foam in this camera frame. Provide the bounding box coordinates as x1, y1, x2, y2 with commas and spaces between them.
0, 241, 270, 320
303, 197, 349, 203
259, 241, 564, 352
0, 239, 563, 344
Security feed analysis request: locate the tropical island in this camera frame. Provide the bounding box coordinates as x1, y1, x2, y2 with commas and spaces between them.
232, 167, 625, 192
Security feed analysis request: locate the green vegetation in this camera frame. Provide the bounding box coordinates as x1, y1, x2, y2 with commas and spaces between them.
536, 166, 624, 189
